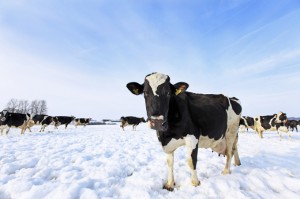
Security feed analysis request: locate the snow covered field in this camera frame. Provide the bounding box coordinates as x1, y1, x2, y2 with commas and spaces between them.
0, 124, 300, 199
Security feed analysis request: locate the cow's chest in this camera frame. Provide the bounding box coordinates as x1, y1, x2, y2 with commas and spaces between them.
159, 134, 225, 154
161, 137, 185, 153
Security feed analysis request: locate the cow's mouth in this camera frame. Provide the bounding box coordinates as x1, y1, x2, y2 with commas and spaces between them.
148, 119, 168, 131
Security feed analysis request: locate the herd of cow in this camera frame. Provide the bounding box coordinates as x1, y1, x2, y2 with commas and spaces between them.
239, 113, 299, 140
0, 110, 92, 135
1, 72, 298, 191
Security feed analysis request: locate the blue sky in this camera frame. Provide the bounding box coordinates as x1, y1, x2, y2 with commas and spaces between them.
1, 0, 300, 120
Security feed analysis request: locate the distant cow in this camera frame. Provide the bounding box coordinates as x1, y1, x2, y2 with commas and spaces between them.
30, 115, 54, 132
120, 116, 146, 131
286, 120, 298, 132
0, 118, 8, 135
253, 112, 290, 140
53, 116, 75, 129
239, 116, 255, 133
74, 118, 91, 127
126, 72, 242, 190
0, 110, 31, 135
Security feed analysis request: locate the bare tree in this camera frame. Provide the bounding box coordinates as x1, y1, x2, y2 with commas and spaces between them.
16, 100, 30, 114
30, 100, 40, 115
39, 100, 47, 114
4, 99, 48, 115
23, 100, 30, 113
6, 98, 19, 113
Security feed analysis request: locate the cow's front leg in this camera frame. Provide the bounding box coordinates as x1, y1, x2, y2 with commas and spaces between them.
185, 136, 200, 186
163, 152, 175, 191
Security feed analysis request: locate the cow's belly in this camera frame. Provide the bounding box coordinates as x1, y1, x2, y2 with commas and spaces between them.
198, 136, 226, 155
278, 126, 288, 132
122, 122, 129, 127
9, 121, 27, 129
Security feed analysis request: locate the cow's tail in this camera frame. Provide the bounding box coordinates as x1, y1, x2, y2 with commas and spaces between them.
229, 97, 242, 116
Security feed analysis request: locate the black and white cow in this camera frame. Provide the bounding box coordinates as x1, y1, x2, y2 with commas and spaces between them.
0, 117, 8, 135
253, 112, 290, 140
53, 116, 75, 129
0, 110, 31, 135
120, 116, 146, 131
30, 115, 54, 132
74, 118, 91, 127
126, 72, 242, 190
285, 120, 298, 132
239, 116, 255, 133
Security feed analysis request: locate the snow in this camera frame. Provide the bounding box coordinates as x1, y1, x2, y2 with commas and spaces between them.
0, 124, 300, 199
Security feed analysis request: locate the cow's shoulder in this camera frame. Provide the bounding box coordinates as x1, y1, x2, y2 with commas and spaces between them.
185, 92, 229, 110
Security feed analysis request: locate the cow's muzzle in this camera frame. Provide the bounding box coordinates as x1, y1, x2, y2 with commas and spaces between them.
148, 117, 168, 131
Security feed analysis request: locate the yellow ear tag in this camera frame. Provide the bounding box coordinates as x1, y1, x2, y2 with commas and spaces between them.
175, 89, 182, 95
133, 89, 140, 95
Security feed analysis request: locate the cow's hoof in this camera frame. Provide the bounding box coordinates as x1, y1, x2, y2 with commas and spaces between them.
222, 169, 231, 175
192, 180, 200, 187
234, 161, 242, 166
163, 182, 175, 191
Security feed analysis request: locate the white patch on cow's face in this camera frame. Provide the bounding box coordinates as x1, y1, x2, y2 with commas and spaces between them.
0, 110, 7, 121
146, 73, 168, 96
150, 115, 164, 120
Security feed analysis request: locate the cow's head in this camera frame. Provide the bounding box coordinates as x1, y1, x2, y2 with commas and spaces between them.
0, 110, 8, 122
275, 112, 287, 124
126, 72, 188, 132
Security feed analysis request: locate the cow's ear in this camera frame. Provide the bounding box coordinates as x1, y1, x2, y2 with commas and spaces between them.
173, 82, 189, 95
126, 82, 144, 95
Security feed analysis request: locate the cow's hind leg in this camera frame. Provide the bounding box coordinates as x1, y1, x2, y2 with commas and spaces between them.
21, 127, 26, 135
278, 131, 282, 141
163, 152, 175, 191
185, 135, 200, 186
40, 125, 46, 132
223, 130, 240, 174
233, 135, 241, 166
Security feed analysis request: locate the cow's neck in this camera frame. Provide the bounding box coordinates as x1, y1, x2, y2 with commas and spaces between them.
156, 93, 196, 146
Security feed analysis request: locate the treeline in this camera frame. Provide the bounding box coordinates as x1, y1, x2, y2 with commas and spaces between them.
4, 98, 47, 115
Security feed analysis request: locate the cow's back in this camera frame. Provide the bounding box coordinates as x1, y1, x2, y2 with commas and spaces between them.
185, 93, 239, 140
176, 93, 241, 152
